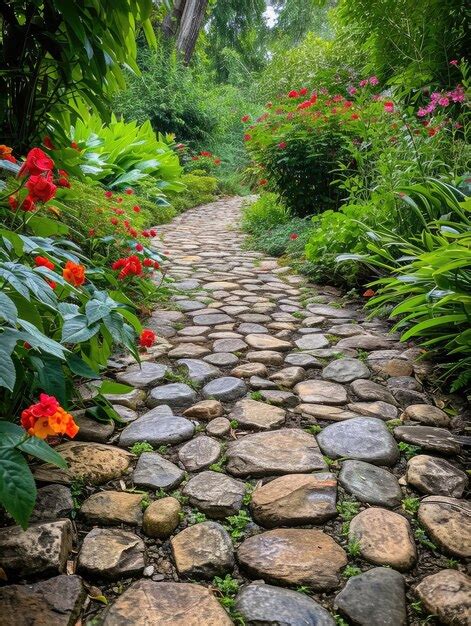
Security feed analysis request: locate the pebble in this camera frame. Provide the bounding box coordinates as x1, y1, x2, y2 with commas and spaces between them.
73, 412, 115, 442
183, 399, 223, 420
142, 497, 181, 538
295, 334, 329, 350
116, 362, 168, 388
401, 403, 451, 427
350, 379, 396, 405
294, 379, 347, 405
269, 366, 305, 387
229, 398, 286, 430
146, 383, 197, 410
80, 491, 143, 525
178, 436, 221, 471
347, 400, 398, 420
246, 350, 284, 365
119, 413, 195, 448
133, 452, 185, 490
202, 376, 247, 401
203, 352, 239, 366
30, 484, 73, 522
285, 352, 321, 367
231, 362, 268, 378
206, 416, 231, 437
245, 334, 292, 351
415, 569, 471, 626
394, 425, 461, 455
322, 358, 370, 383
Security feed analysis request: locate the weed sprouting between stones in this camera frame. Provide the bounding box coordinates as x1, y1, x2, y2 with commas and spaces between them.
346, 539, 362, 557
401, 496, 420, 515
129, 441, 154, 456
209, 456, 227, 473
188, 510, 207, 525
336, 499, 360, 521
342, 564, 362, 578
398, 441, 422, 460
225, 510, 251, 542
304, 424, 322, 435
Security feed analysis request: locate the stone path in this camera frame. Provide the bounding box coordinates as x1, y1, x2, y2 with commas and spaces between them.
1, 197, 470, 625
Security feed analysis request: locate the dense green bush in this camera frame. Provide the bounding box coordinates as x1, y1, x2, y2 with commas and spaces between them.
167, 173, 218, 212
342, 180, 471, 391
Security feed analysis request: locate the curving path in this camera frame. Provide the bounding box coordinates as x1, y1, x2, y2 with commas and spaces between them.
0, 197, 469, 626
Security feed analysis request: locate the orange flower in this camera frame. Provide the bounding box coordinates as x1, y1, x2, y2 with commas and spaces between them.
0, 145, 13, 157
20, 394, 79, 440
63, 261, 85, 286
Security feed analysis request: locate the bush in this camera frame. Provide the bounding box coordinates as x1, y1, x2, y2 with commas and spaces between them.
167, 173, 218, 212
242, 193, 291, 232
342, 180, 471, 391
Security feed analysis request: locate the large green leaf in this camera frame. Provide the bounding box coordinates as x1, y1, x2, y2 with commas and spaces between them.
0, 293, 18, 325
18, 437, 68, 469
66, 353, 100, 379
0, 446, 36, 529
61, 315, 100, 343
27, 216, 69, 237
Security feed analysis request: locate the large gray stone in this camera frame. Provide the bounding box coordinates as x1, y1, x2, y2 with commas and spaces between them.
202, 376, 247, 401
133, 452, 185, 490
294, 380, 347, 405
229, 398, 285, 431
322, 358, 370, 383
176, 359, 220, 384
119, 413, 194, 448
147, 383, 197, 410
183, 470, 245, 518
339, 460, 402, 507
350, 379, 396, 405
178, 436, 221, 472
295, 334, 329, 350
406, 455, 468, 497
415, 570, 471, 626
236, 582, 335, 626
171, 522, 234, 579
227, 428, 327, 477
116, 362, 168, 388
0, 520, 73, 579
0, 575, 85, 626
77, 528, 145, 579
394, 425, 461, 455
30, 485, 73, 522
317, 417, 399, 466
334, 567, 407, 626
102, 581, 233, 625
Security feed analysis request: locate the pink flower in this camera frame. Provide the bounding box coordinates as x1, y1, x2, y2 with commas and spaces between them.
278, 141, 287, 149
348, 87, 357, 96
384, 101, 394, 113
438, 96, 449, 106
417, 107, 427, 117
449, 59, 458, 66
359, 79, 368, 88
369, 76, 379, 86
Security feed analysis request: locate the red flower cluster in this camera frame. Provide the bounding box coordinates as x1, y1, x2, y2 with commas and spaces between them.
21, 393, 79, 439
142, 229, 157, 238
11, 147, 64, 212
26, 173, 57, 202
139, 329, 156, 348
35, 256, 54, 270
112, 255, 143, 279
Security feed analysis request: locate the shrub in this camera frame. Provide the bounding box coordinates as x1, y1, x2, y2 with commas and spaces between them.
242, 193, 291, 232
167, 173, 218, 212
342, 180, 471, 391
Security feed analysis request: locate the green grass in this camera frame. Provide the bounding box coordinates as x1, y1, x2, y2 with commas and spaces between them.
304, 424, 322, 435
402, 496, 420, 515
336, 499, 360, 521
346, 539, 362, 557
129, 441, 154, 456
209, 456, 227, 473
414, 527, 437, 551
140, 493, 151, 510
250, 391, 263, 401
225, 510, 251, 542
243, 484, 254, 505
188, 510, 207, 525
398, 441, 422, 460
386, 418, 402, 432
343, 564, 362, 578
230, 419, 239, 429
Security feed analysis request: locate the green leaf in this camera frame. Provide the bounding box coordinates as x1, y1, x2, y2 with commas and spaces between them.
18, 437, 67, 468
0, 293, 18, 325
61, 315, 100, 343
0, 446, 36, 529
29, 355, 67, 406
99, 380, 133, 395
85, 298, 114, 325
0, 421, 25, 447
27, 216, 69, 237
66, 353, 100, 379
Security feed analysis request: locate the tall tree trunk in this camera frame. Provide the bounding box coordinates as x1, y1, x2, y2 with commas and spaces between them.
162, 0, 186, 38
175, 0, 209, 64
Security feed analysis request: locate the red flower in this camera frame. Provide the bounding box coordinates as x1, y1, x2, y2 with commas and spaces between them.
241, 115, 250, 122
136, 243, 144, 252
117, 197, 123, 203
129, 227, 138, 238
57, 176, 71, 188
243, 134, 252, 142
3, 154, 17, 163
43, 136, 55, 150
63, 261, 86, 287
288, 90, 299, 98
133, 205, 141, 213
47, 280, 57, 290
449, 59, 458, 66
350, 113, 360, 120
191, 156, 199, 161
363, 288, 376, 298
8, 196, 18, 209
299, 87, 308, 96
153, 260, 160, 269
21, 196, 36, 212
384, 101, 394, 113
200, 151, 212, 157
149, 229, 157, 237
289, 233, 299, 240
143, 258, 153, 267
58, 169, 69, 178
125, 188, 134, 195
112, 255, 143, 280
105, 191, 113, 199
139, 329, 156, 348
278, 142, 287, 149
110, 217, 119, 226
88, 229, 96, 237
70, 141, 80, 151
26, 172, 57, 202
35, 256, 55, 270
18, 148, 54, 178
214, 158, 221, 165
114, 208, 125, 215
259, 178, 268, 186
427, 127, 438, 137
142, 230, 150, 238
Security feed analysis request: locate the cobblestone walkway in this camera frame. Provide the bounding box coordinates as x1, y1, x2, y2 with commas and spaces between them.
0, 197, 469, 625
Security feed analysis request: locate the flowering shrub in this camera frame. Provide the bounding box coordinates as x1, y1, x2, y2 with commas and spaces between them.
243, 68, 469, 216
21, 393, 79, 439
